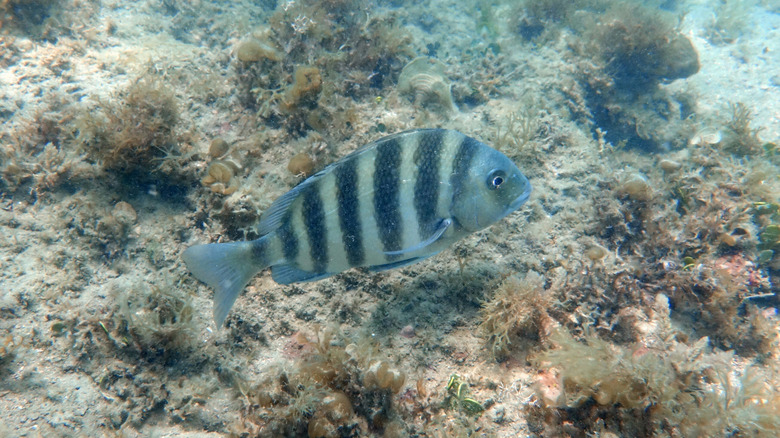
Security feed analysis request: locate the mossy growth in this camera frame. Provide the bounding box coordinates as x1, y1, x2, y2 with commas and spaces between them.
201, 160, 240, 195
237, 0, 411, 137
107, 277, 198, 362
721, 102, 765, 157
479, 272, 551, 360
582, 4, 699, 92
0, 0, 63, 39
280, 66, 323, 114
73, 77, 181, 174
233, 327, 408, 437
235, 38, 282, 63
755, 202, 780, 269
515, 1, 699, 151
516, 0, 696, 84
531, 299, 780, 436
0, 331, 19, 367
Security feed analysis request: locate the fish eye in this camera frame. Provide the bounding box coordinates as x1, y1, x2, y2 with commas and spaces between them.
487, 169, 506, 190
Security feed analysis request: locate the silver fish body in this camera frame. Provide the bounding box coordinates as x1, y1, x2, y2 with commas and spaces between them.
184, 129, 532, 326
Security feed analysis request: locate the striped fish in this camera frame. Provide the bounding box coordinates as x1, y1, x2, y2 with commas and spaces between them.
184, 129, 532, 326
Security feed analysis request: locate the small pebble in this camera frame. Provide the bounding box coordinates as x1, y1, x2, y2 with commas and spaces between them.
659, 159, 681, 172
400, 325, 415, 339
112, 201, 137, 226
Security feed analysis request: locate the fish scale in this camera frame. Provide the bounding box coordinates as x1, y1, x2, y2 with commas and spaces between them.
183, 129, 532, 326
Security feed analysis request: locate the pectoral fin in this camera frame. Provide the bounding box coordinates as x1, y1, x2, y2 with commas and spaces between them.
384, 218, 452, 257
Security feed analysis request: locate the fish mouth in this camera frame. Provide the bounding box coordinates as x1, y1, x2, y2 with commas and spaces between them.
509, 183, 532, 211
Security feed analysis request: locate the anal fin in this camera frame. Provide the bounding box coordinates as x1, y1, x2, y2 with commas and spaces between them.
272, 264, 334, 285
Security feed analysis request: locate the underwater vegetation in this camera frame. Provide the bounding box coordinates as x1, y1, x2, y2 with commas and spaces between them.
513, 0, 699, 151
1, 0, 778, 435
110, 278, 198, 360
529, 296, 780, 436
721, 102, 766, 157
704, 0, 751, 45
73, 77, 182, 174
479, 273, 551, 360
0, 0, 67, 39
230, 327, 409, 437
233, 0, 412, 138
581, 5, 699, 92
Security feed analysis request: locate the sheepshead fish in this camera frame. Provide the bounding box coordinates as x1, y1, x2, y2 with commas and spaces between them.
184, 129, 532, 326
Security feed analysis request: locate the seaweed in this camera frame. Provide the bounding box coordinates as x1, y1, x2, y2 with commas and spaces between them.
705, 0, 750, 45
73, 77, 182, 174
1, 0, 60, 38
531, 297, 780, 436
234, 0, 411, 138
721, 102, 765, 156
234, 327, 409, 436
584, 4, 699, 91
108, 276, 199, 361
479, 273, 551, 359
516, 1, 700, 151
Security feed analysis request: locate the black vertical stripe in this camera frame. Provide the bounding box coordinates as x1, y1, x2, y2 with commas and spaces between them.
373, 138, 402, 255
301, 185, 328, 272
335, 158, 364, 266
449, 136, 479, 212
277, 211, 298, 261
414, 129, 443, 238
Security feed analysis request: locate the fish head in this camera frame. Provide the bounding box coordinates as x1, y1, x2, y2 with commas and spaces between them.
452, 146, 531, 232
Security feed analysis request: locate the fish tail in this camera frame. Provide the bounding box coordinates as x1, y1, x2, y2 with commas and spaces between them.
183, 236, 271, 327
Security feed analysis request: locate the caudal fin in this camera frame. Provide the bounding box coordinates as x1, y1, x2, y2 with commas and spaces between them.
182, 239, 267, 327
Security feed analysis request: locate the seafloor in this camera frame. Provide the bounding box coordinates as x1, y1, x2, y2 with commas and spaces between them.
1, 0, 779, 437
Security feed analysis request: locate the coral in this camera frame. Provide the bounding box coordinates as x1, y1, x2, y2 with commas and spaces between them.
479, 272, 551, 359
307, 390, 355, 437
233, 0, 410, 138
96, 201, 138, 242
618, 173, 653, 201
490, 104, 540, 154
398, 57, 458, 114
364, 360, 406, 393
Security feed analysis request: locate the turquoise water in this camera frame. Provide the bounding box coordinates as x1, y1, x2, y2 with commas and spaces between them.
0, 0, 778, 436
